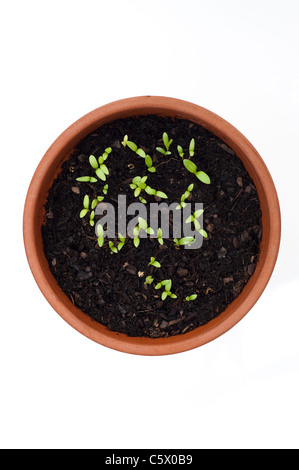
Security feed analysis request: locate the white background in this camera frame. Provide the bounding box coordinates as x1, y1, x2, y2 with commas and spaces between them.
1, 0, 299, 449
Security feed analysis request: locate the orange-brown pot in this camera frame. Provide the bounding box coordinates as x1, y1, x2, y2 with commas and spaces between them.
23, 96, 281, 355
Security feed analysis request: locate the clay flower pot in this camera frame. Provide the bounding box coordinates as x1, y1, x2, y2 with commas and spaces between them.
23, 96, 281, 355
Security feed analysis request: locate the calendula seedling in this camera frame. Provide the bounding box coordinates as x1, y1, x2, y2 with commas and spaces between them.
177, 139, 195, 158
176, 184, 194, 210
177, 145, 184, 158
132, 217, 155, 248
183, 159, 210, 184
89, 210, 95, 226
130, 176, 168, 199
155, 279, 177, 300
144, 275, 154, 285
123, 136, 156, 172
185, 209, 207, 238
157, 228, 164, 245
148, 257, 161, 268
117, 233, 126, 251
103, 184, 108, 195
156, 132, 173, 156
185, 294, 198, 301
90, 148, 112, 181
96, 224, 104, 247
80, 195, 90, 218
189, 138, 195, 157
76, 176, 98, 183
174, 236, 195, 247
109, 241, 118, 254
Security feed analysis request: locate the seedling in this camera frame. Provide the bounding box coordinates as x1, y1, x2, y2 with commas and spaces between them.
76, 176, 98, 183
90, 148, 112, 181
189, 138, 195, 157
144, 275, 154, 285
177, 145, 184, 158
77, 148, 112, 183
130, 176, 168, 199
109, 241, 118, 254
185, 294, 197, 301
80, 195, 90, 218
185, 209, 207, 238
183, 159, 210, 184
103, 184, 109, 195
132, 217, 154, 248
176, 183, 194, 210
157, 228, 164, 245
148, 257, 161, 268
155, 279, 177, 300
156, 132, 173, 156
122, 136, 156, 172
97, 224, 104, 247
174, 237, 195, 247
117, 233, 126, 251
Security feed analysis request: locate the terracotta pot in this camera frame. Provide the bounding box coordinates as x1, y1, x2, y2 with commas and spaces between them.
23, 96, 281, 355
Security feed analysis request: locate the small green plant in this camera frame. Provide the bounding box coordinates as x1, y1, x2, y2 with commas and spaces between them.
76, 176, 98, 183
132, 217, 154, 248
157, 228, 164, 245
130, 176, 168, 199
108, 241, 118, 254
174, 236, 195, 247
96, 224, 104, 247
144, 275, 154, 285
76, 149, 112, 183
189, 138, 195, 157
148, 257, 161, 268
103, 184, 109, 195
156, 132, 173, 156
155, 279, 177, 300
177, 145, 184, 158
185, 294, 197, 301
176, 183, 194, 210
122, 136, 156, 173
177, 138, 195, 158
117, 233, 126, 251
80, 195, 90, 218
183, 159, 210, 184
185, 209, 207, 238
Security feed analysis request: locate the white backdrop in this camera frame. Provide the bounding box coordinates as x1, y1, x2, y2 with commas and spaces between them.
1, 0, 299, 449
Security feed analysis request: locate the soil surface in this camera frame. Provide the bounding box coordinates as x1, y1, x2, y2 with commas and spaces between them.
41, 115, 262, 338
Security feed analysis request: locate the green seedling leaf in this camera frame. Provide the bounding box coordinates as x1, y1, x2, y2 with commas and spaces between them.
83, 195, 89, 210
156, 147, 166, 155
80, 208, 88, 218
161, 291, 168, 301
109, 241, 118, 254
183, 159, 197, 174
145, 186, 156, 196
145, 155, 152, 167
127, 141, 138, 152
196, 171, 211, 184
121, 135, 128, 147
144, 275, 154, 285
89, 155, 98, 169
155, 191, 168, 199
186, 294, 197, 301
100, 164, 109, 175
96, 167, 106, 181
97, 237, 104, 247
133, 237, 140, 248
199, 229, 208, 238
136, 148, 146, 158
97, 224, 104, 238
138, 217, 148, 231
91, 199, 98, 210
76, 176, 94, 182
189, 138, 195, 157
194, 209, 204, 218
177, 145, 184, 157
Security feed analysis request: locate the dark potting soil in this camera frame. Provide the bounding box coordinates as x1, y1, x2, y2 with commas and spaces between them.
41, 115, 262, 338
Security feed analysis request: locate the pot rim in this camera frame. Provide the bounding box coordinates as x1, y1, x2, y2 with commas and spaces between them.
23, 96, 281, 355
